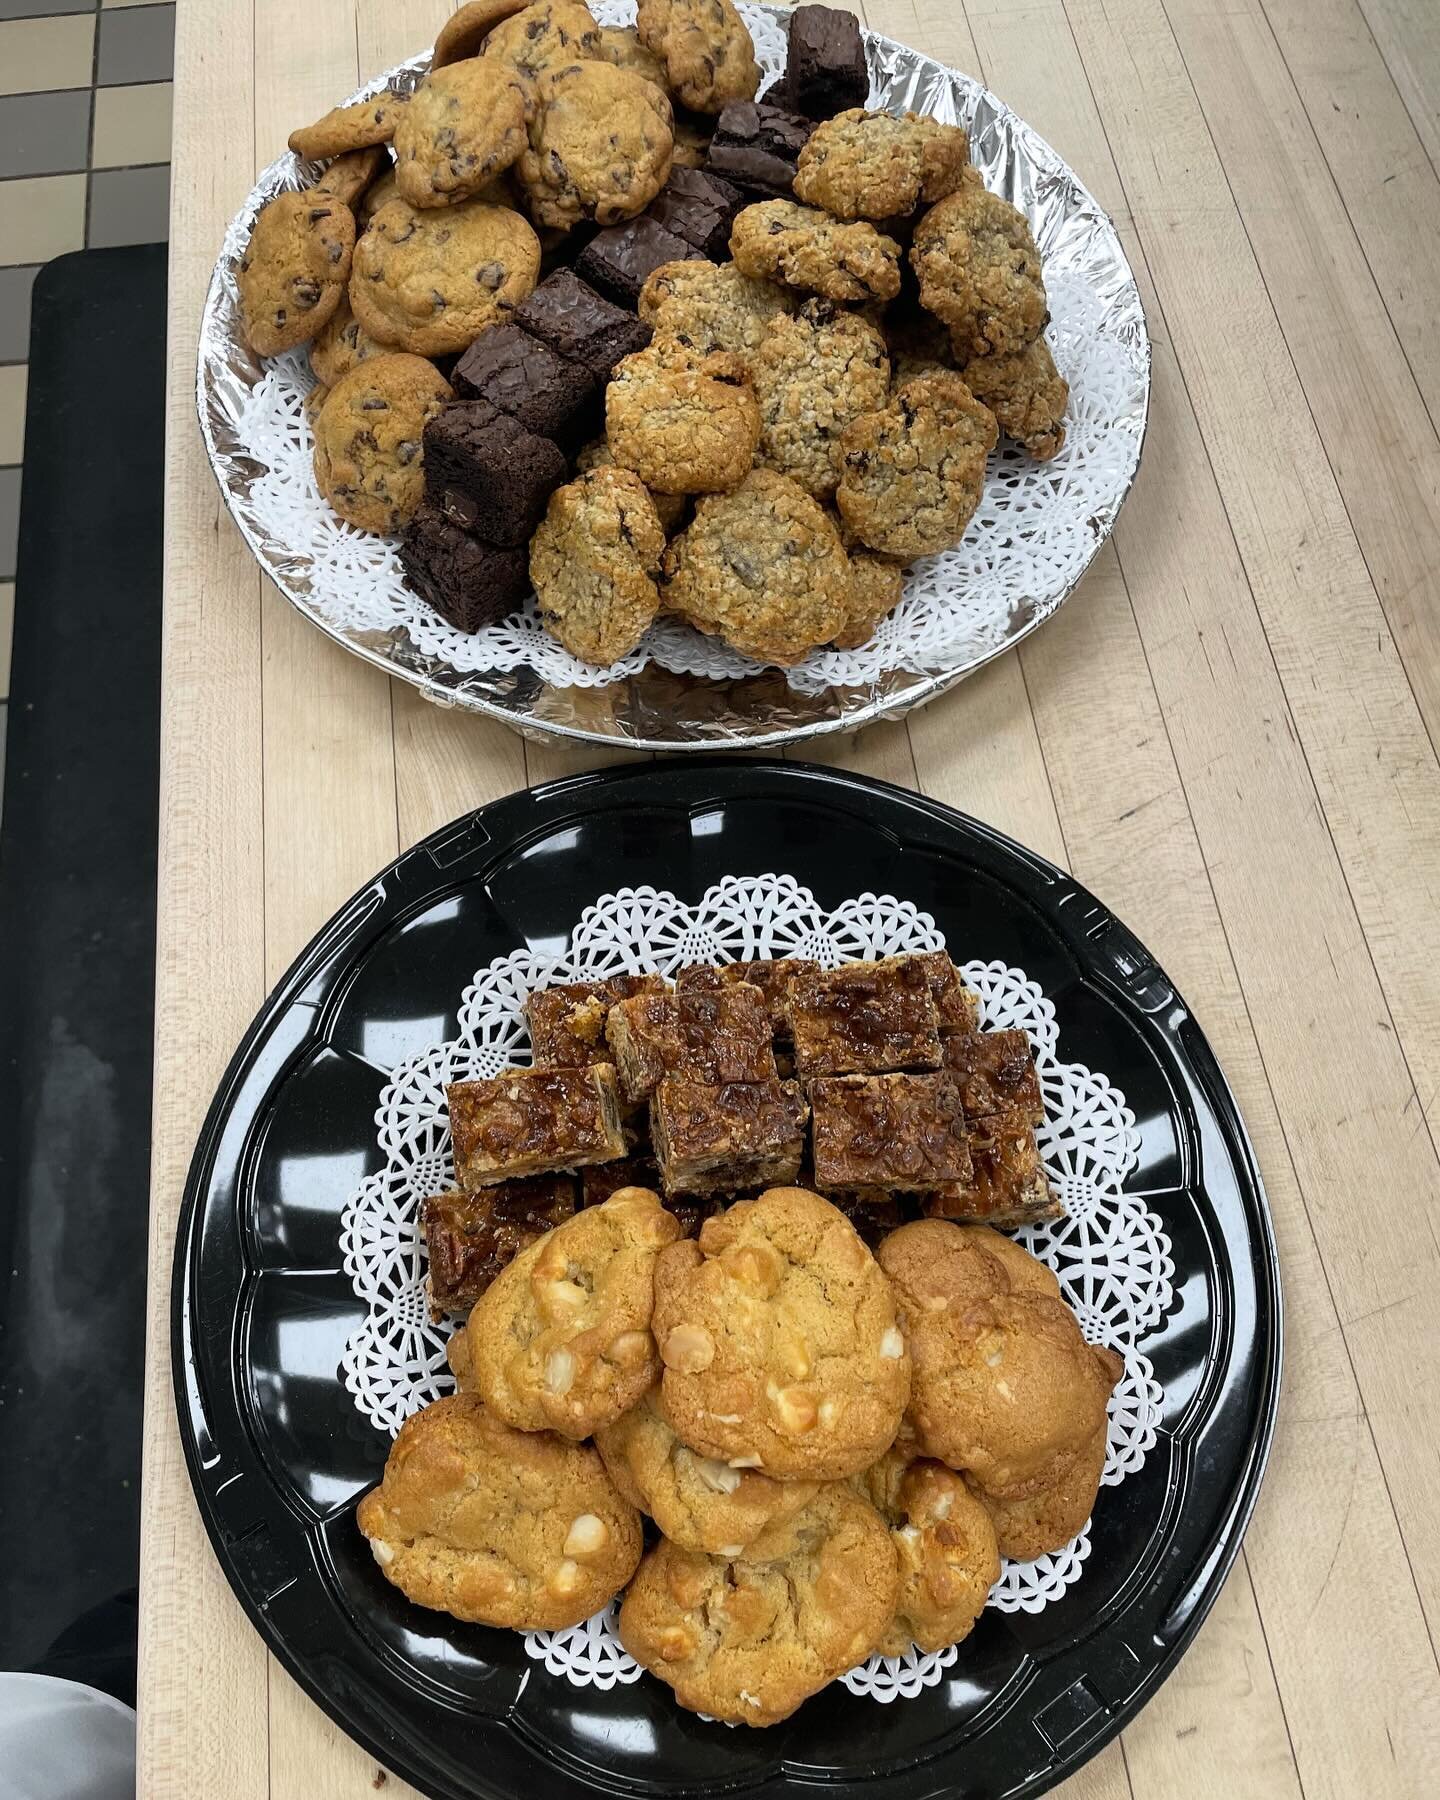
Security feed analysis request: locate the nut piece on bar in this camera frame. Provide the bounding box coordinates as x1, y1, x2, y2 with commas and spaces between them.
447, 1065, 626, 1188
810, 1072, 973, 1194
912, 949, 981, 1035
784, 954, 942, 1077
650, 1076, 809, 1196
421, 1176, 577, 1318
943, 1027, 1044, 1125
526, 973, 670, 1070
675, 956, 819, 1043
924, 1106, 1062, 1227
606, 983, 776, 1103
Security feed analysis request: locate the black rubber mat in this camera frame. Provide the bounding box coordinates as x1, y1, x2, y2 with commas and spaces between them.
0, 244, 166, 1705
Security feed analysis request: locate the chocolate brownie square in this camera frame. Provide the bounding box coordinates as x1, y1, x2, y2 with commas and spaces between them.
576, 216, 705, 308
422, 398, 567, 548
399, 504, 529, 632
784, 5, 869, 120
646, 167, 746, 259
451, 322, 601, 451
513, 268, 653, 377
706, 100, 815, 198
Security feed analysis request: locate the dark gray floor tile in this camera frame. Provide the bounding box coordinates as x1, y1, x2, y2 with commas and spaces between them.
0, 0, 94, 16
97, 3, 174, 87
0, 91, 92, 180
0, 468, 20, 581
87, 164, 170, 248
0, 267, 39, 365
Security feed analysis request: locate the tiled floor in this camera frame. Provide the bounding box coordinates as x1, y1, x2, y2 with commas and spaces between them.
0, 0, 174, 784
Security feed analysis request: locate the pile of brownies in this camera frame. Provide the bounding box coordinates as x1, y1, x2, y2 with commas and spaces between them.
426, 949, 1061, 1318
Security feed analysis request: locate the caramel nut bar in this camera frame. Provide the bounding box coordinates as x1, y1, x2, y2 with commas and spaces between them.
525, 973, 670, 1070
810, 1071, 974, 1194
421, 1176, 577, 1318
676, 956, 819, 1043
783, 954, 943, 1076
923, 1106, 1062, 1227
913, 949, 982, 1035
605, 982, 776, 1103
446, 1065, 627, 1188
943, 1027, 1045, 1125
650, 1076, 809, 1197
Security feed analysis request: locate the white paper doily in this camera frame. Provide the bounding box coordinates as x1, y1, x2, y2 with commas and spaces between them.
339, 877, 1173, 1704
223, 0, 1145, 697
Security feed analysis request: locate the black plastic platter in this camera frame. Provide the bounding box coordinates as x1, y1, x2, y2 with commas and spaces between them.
172, 759, 1281, 1800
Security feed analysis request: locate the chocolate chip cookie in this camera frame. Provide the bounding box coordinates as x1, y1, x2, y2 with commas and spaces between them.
351, 195, 540, 355
911, 183, 1048, 357
308, 295, 390, 386
662, 469, 852, 664
431, 0, 531, 68
481, 0, 602, 80
394, 59, 533, 208
618, 1483, 897, 1724
831, 549, 903, 649
606, 338, 759, 495
517, 59, 674, 229
635, 0, 760, 115
651, 1185, 911, 1479
356, 1393, 643, 1630
530, 466, 666, 664
750, 297, 890, 498
794, 108, 971, 220
730, 199, 903, 304
637, 256, 793, 357
313, 145, 386, 209
961, 336, 1068, 460
595, 23, 670, 90
854, 1452, 1000, 1654
312, 353, 452, 533
835, 370, 997, 559
238, 190, 356, 357
288, 89, 408, 162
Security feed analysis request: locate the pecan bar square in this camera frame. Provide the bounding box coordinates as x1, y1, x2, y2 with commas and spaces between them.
810, 1072, 974, 1194
923, 1107, 1062, 1227
421, 1176, 577, 1319
650, 1076, 809, 1197
943, 1028, 1045, 1125
913, 950, 982, 1035
784, 955, 943, 1077
606, 983, 776, 1103
676, 957, 819, 1044
525, 973, 670, 1070
447, 1065, 627, 1189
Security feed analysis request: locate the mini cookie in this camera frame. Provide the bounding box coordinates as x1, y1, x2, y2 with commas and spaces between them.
651, 1185, 910, 1480
238, 191, 355, 357
312, 353, 452, 534
831, 550, 903, 650
394, 60, 532, 208
750, 296, 890, 499
289, 90, 408, 162
351, 196, 540, 355
962, 338, 1068, 461
356, 1393, 642, 1629
911, 184, 1048, 358
635, 0, 760, 115
465, 1186, 683, 1437
308, 296, 390, 386
638, 257, 793, 357
596, 24, 670, 90
314, 145, 386, 209
432, 0, 531, 68
794, 108, 971, 220
730, 199, 902, 304
855, 1453, 1000, 1655
518, 60, 674, 229
606, 339, 759, 495
530, 467, 666, 665
595, 1389, 820, 1555
967, 1421, 1107, 1560
661, 469, 851, 664
835, 370, 997, 560
618, 1483, 897, 1724
482, 0, 603, 80
576, 437, 687, 531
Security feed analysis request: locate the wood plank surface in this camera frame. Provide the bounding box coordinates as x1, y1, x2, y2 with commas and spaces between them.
139, 0, 1440, 1792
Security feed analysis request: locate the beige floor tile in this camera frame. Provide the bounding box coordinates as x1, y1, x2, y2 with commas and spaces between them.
0, 365, 25, 467
0, 583, 11, 699
0, 14, 96, 97
0, 175, 87, 267
92, 81, 173, 168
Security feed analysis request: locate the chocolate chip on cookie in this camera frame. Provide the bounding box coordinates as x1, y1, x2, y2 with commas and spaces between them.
518, 60, 675, 229
635, 0, 759, 116
313, 144, 387, 209
530, 466, 667, 664
595, 23, 670, 91
794, 108, 971, 220
288, 89, 408, 162
911, 182, 1048, 358
238, 189, 356, 357
312, 352, 452, 533
730, 199, 903, 304
394, 59, 533, 209
750, 296, 891, 499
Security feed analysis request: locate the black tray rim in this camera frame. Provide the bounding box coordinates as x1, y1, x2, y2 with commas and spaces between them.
169, 757, 1282, 1798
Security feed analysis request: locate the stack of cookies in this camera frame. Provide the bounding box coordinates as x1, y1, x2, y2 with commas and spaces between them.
235, 0, 1070, 668
355, 950, 1121, 1727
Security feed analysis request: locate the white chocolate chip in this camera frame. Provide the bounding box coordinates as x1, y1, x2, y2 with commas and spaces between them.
933, 1490, 953, 1519
985, 1349, 1004, 1367
769, 1385, 817, 1434
607, 1329, 652, 1368
996, 1378, 1013, 1400
880, 1326, 905, 1359
545, 1347, 576, 1396
719, 1544, 745, 1558
540, 1278, 588, 1321
818, 1398, 837, 1428
728, 1453, 763, 1469
739, 1690, 761, 1709
549, 1558, 583, 1597
692, 1456, 743, 1495
370, 1539, 397, 1569
564, 1513, 610, 1557
708, 1412, 742, 1425
661, 1323, 716, 1373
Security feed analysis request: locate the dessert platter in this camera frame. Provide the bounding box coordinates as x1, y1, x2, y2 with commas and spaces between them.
172, 761, 1279, 1798
199, 1, 1149, 747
